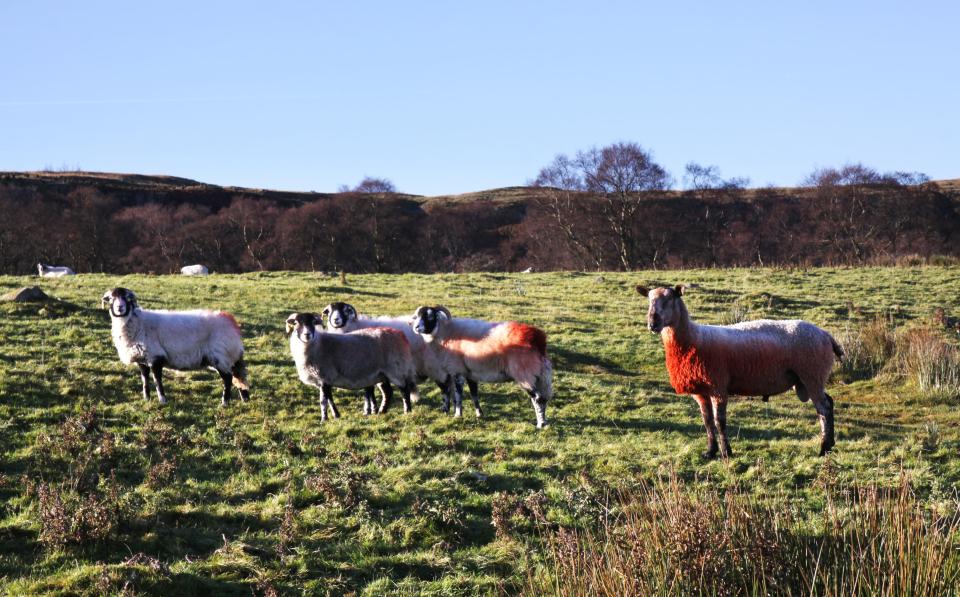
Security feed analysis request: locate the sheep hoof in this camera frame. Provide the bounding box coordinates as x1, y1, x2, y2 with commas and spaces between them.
475, 408, 482, 418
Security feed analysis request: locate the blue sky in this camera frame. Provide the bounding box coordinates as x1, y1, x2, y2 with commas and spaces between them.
1, 1, 957, 195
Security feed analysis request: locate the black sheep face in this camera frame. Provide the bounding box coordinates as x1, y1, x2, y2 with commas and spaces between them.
102, 287, 138, 318
286, 313, 322, 343
322, 302, 357, 330
412, 306, 448, 335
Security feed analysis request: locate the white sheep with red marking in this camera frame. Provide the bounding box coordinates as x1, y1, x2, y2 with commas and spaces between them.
637, 284, 842, 458
101, 287, 250, 406
410, 305, 553, 428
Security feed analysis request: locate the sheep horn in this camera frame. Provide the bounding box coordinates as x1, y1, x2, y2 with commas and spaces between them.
434, 305, 452, 319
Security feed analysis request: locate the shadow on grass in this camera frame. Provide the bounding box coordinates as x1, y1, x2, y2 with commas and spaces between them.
550, 346, 636, 377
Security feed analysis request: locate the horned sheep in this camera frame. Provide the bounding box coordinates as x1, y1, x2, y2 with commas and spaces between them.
101, 287, 250, 406
321, 301, 483, 416
410, 305, 553, 428
286, 312, 420, 421
637, 284, 842, 458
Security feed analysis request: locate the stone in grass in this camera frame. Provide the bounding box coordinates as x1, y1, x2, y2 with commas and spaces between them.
1, 286, 51, 302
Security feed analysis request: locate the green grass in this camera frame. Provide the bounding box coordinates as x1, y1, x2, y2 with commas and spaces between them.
0, 268, 959, 594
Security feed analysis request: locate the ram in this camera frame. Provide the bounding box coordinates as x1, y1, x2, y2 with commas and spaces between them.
638, 284, 842, 457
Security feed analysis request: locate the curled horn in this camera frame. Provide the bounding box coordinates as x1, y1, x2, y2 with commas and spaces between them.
285, 314, 297, 335
434, 305, 452, 319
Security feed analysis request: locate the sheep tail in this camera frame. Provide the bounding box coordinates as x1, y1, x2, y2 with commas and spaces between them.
830, 335, 844, 361
232, 357, 250, 390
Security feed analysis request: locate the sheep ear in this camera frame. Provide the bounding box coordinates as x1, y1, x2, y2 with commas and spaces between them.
674, 285, 685, 297
635, 285, 650, 297
310, 313, 323, 327
285, 315, 297, 335
321, 305, 331, 319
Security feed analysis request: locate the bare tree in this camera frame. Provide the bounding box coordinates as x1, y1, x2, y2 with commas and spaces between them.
532, 142, 672, 270
338, 177, 397, 194
684, 162, 750, 193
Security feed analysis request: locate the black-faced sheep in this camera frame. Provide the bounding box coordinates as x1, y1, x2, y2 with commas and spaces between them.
286, 312, 420, 421
321, 301, 481, 416
637, 284, 842, 458
410, 305, 553, 428
102, 287, 250, 406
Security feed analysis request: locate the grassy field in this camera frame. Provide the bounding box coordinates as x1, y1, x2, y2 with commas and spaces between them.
0, 268, 958, 594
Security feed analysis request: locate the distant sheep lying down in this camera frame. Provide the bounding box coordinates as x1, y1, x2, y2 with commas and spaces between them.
180, 264, 209, 276
102, 287, 250, 405
637, 284, 842, 458
410, 305, 553, 428
37, 263, 75, 277
286, 313, 420, 421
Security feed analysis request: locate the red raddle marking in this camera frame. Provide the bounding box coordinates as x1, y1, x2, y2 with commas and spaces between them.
367, 326, 410, 345
663, 334, 713, 395
505, 322, 547, 356
216, 311, 241, 333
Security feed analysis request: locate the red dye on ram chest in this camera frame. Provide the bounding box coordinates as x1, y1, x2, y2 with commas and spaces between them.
506, 323, 547, 355
663, 336, 713, 395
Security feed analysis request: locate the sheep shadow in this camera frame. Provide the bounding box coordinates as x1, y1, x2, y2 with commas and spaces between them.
549, 346, 637, 377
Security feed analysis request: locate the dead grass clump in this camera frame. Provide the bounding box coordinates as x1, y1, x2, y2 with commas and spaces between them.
896, 328, 960, 399
528, 475, 960, 596
836, 315, 897, 381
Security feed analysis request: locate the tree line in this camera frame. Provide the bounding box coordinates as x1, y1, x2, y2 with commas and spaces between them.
1, 145, 956, 275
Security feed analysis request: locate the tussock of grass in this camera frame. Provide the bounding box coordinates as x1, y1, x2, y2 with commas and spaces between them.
527, 473, 960, 596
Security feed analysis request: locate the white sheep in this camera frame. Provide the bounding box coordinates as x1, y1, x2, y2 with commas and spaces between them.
286, 312, 420, 421
637, 284, 843, 457
410, 305, 553, 428
37, 263, 75, 277
101, 287, 250, 405
321, 301, 482, 416
180, 264, 210, 276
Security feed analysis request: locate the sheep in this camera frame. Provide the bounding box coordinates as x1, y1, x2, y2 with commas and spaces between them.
101, 287, 250, 406
180, 264, 209, 276
321, 301, 483, 417
37, 263, 75, 277
410, 305, 553, 428
286, 312, 420, 421
637, 284, 843, 458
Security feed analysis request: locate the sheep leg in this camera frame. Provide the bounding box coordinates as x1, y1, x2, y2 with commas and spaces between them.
318, 384, 333, 421
467, 378, 482, 418
377, 380, 394, 414
452, 376, 464, 418
527, 390, 548, 429
400, 382, 414, 414
436, 381, 451, 413
217, 369, 233, 406
150, 362, 167, 404
694, 394, 718, 459
813, 391, 835, 456
711, 395, 732, 458
363, 387, 375, 415
137, 364, 151, 401
324, 383, 340, 419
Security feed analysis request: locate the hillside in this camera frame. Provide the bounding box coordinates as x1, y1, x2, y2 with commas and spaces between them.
1, 171, 958, 275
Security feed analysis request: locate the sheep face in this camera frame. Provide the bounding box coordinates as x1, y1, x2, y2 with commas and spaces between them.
411, 305, 450, 335
322, 302, 357, 330
639, 285, 685, 333
286, 312, 322, 343
102, 287, 138, 318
